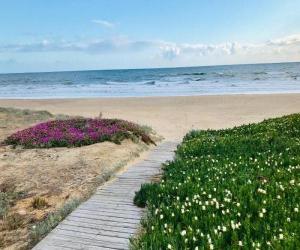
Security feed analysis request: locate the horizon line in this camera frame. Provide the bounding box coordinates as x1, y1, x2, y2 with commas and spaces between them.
1, 60, 299, 75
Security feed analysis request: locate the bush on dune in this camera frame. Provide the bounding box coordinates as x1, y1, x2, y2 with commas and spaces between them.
5, 118, 155, 148
132, 114, 300, 249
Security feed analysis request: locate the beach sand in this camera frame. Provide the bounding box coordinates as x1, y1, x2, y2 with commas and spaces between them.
1, 93, 300, 140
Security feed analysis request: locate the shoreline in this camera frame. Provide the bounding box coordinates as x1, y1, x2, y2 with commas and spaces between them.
1, 90, 300, 100
1, 93, 300, 140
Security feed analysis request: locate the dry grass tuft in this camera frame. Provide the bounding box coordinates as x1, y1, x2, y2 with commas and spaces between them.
31, 197, 49, 210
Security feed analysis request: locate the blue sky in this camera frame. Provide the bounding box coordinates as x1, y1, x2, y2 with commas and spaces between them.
0, 0, 300, 73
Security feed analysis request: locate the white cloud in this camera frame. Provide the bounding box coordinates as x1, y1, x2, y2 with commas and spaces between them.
267, 34, 300, 46
91, 19, 115, 28
157, 35, 300, 60
0, 37, 158, 54
0, 34, 299, 65
160, 45, 181, 60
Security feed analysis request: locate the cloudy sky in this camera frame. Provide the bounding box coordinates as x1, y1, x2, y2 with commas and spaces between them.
0, 0, 300, 73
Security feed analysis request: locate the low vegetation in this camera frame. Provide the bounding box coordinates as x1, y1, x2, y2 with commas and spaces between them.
31, 197, 49, 210
0, 107, 158, 249
133, 114, 300, 249
30, 198, 81, 246
0, 183, 24, 219
5, 118, 155, 148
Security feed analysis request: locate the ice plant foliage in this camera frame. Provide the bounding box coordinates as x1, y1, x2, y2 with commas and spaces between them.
5, 118, 155, 148
132, 114, 300, 249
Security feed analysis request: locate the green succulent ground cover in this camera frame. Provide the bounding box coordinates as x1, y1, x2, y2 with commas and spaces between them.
132, 114, 300, 249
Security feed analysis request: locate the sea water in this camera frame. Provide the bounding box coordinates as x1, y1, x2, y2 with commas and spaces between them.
0, 62, 299, 98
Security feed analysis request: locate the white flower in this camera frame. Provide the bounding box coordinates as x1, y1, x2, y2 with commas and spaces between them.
262, 208, 266, 213
222, 226, 227, 232
181, 230, 187, 236
294, 207, 299, 212
238, 241, 243, 246
290, 179, 295, 185
167, 244, 172, 249
279, 234, 284, 240
259, 213, 264, 218
209, 244, 214, 249
287, 217, 291, 222
266, 241, 271, 246
257, 188, 266, 194
160, 214, 164, 219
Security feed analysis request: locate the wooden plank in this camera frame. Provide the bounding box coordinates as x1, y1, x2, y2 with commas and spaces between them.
64, 216, 139, 228
56, 224, 133, 239
76, 208, 141, 218
43, 234, 126, 249
68, 213, 141, 224
60, 221, 137, 234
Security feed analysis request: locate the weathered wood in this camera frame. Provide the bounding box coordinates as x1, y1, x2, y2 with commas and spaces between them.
33, 141, 177, 250
59, 221, 137, 234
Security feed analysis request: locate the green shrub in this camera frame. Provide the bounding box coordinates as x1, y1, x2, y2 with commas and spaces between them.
134, 183, 160, 208
132, 114, 300, 249
0, 192, 9, 218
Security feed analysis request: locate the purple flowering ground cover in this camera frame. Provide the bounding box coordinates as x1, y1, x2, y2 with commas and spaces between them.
5, 118, 155, 148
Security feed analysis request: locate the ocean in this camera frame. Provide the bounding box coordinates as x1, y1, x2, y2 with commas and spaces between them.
0, 62, 299, 99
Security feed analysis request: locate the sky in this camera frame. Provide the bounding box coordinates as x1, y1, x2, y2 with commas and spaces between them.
0, 0, 300, 73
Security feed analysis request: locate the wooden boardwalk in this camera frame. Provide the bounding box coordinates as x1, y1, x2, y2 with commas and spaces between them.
33, 141, 177, 250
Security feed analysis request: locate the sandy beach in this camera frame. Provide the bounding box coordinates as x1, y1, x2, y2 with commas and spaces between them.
1, 93, 300, 140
